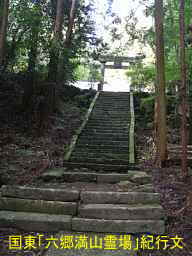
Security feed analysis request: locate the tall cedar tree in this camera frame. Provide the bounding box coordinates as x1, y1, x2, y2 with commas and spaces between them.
0, 0, 9, 67
64, 0, 77, 48
154, 0, 167, 166
48, 0, 65, 81
179, 0, 188, 178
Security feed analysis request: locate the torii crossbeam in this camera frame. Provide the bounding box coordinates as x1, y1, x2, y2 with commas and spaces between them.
97, 54, 145, 91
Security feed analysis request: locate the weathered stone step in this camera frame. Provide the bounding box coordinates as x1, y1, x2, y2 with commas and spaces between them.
88, 119, 128, 125
78, 138, 128, 144
98, 97, 129, 101
90, 117, 129, 122
79, 133, 128, 140
85, 124, 129, 129
72, 147, 129, 154
91, 113, 129, 118
76, 141, 129, 147
82, 128, 128, 134
94, 106, 129, 110
98, 95, 129, 98
70, 157, 129, 164
72, 218, 165, 234
78, 138, 129, 144
93, 110, 129, 114
42, 170, 146, 183
62, 161, 137, 171
0, 197, 77, 215
72, 152, 128, 159
76, 144, 129, 151
1, 185, 79, 201
95, 103, 130, 107
81, 191, 160, 204
100, 91, 129, 95
0, 211, 71, 232
0, 211, 164, 234
84, 127, 129, 132
96, 100, 129, 104
78, 204, 164, 220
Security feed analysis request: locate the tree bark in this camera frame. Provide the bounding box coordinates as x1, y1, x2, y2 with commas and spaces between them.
64, 0, 77, 48
179, 0, 188, 178
57, 0, 77, 82
0, 0, 9, 67
154, 0, 167, 166
48, 0, 65, 82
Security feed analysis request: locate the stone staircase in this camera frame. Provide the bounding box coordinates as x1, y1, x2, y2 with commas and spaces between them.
68, 91, 132, 166
0, 91, 165, 235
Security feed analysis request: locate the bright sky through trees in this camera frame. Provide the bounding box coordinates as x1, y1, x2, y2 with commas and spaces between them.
94, 0, 153, 92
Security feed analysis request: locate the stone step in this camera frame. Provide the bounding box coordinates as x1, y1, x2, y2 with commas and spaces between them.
42, 170, 145, 183
72, 152, 129, 159
84, 122, 129, 127
81, 191, 160, 204
70, 157, 129, 165
79, 133, 128, 140
91, 113, 129, 118
88, 119, 128, 125
75, 144, 129, 151
0, 196, 77, 215
98, 97, 129, 101
90, 112, 129, 117
78, 138, 128, 145
82, 129, 128, 134
0, 211, 71, 232
62, 161, 137, 171
90, 117, 129, 122
1, 185, 79, 201
92, 109, 129, 114
96, 100, 129, 104
99, 95, 129, 98
95, 103, 130, 107
83, 128, 129, 133
76, 141, 129, 147
85, 123, 129, 128
0, 211, 164, 234
72, 218, 165, 234
94, 106, 129, 110
78, 204, 164, 220
100, 91, 129, 95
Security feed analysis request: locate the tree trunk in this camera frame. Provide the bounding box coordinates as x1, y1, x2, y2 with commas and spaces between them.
154, 0, 167, 166
0, 0, 9, 67
48, 0, 65, 82
57, 0, 77, 82
64, 0, 77, 48
179, 0, 188, 178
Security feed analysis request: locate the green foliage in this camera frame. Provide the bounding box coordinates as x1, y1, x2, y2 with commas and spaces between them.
140, 95, 155, 116
139, 0, 192, 90
5, 0, 97, 83
126, 62, 155, 91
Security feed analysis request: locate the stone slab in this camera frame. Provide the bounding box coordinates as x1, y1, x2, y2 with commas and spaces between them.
134, 184, 154, 193
0, 211, 71, 232
81, 191, 160, 204
41, 168, 64, 179
97, 173, 131, 183
63, 172, 97, 182
78, 204, 164, 220
1, 185, 79, 202
0, 197, 77, 215
72, 218, 165, 234
62, 161, 137, 171
129, 172, 152, 185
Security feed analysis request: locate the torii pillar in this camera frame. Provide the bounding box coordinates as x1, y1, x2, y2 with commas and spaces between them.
98, 61, 106, 91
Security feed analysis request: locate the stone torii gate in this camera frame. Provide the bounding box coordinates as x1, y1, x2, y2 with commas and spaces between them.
98, 54, 145, 91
